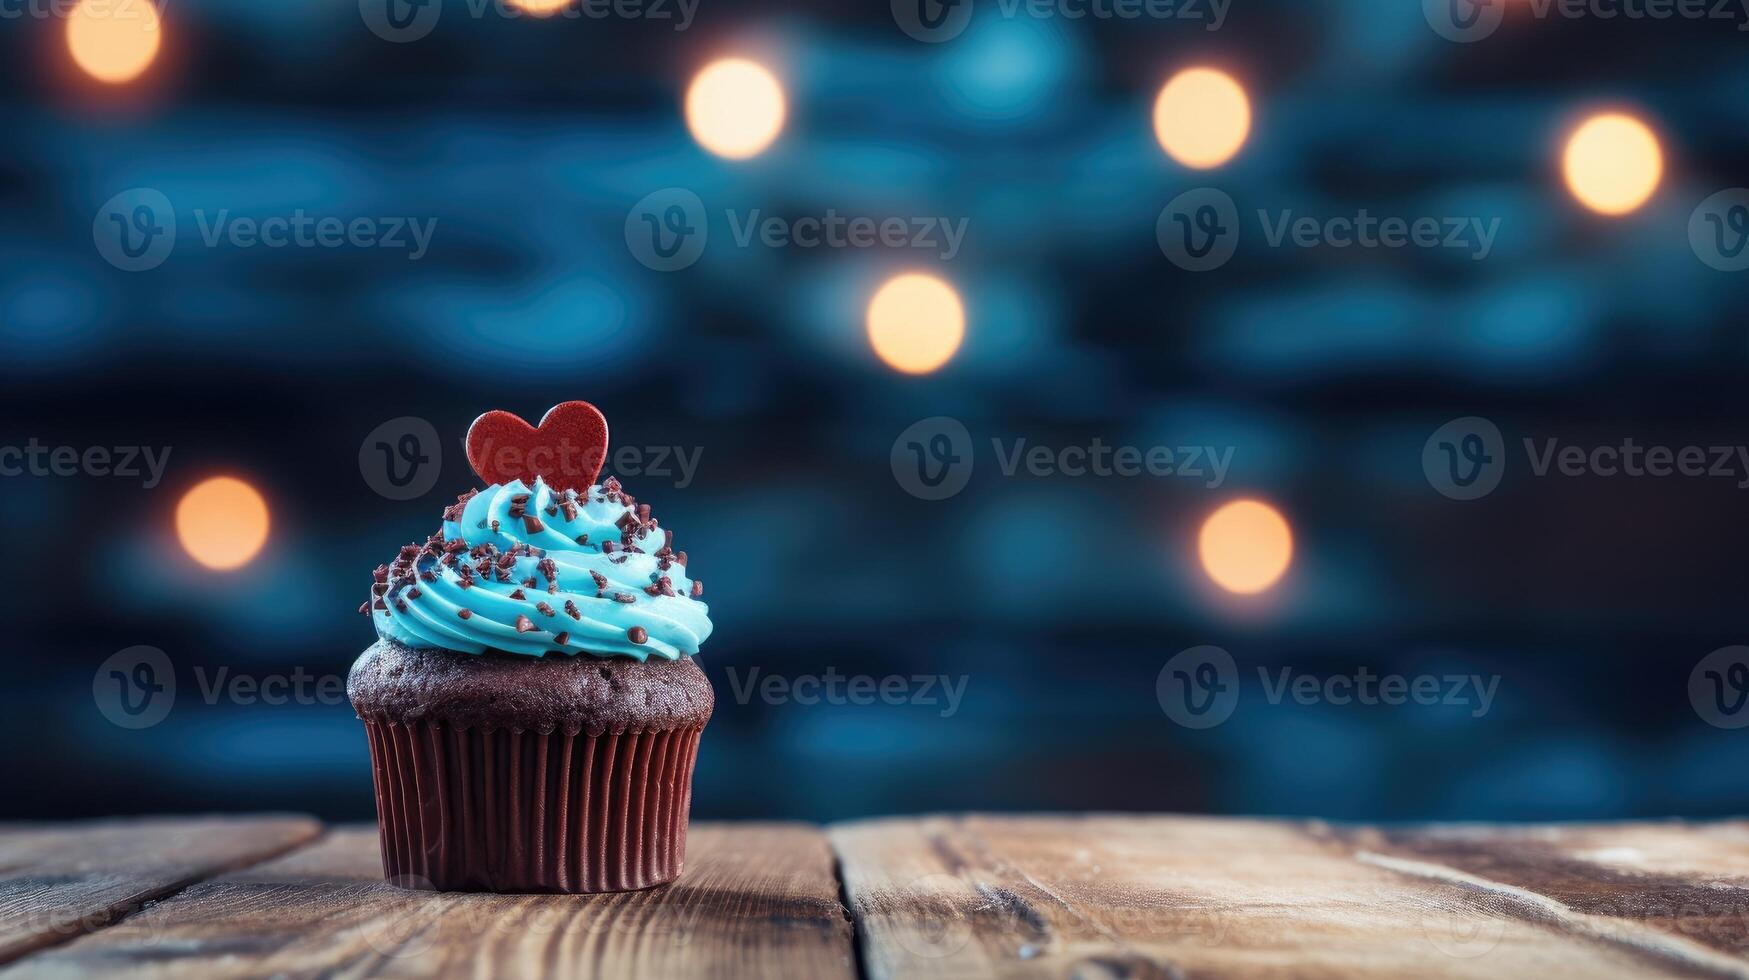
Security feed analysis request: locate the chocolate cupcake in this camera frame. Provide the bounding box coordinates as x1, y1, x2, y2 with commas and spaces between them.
350, 405, 714, 893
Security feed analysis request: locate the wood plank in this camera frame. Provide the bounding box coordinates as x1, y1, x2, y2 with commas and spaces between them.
830, 815, 1749, 979
0, 814, 321, 965
3, 822, 855, 979
1350, 821, 1749, 964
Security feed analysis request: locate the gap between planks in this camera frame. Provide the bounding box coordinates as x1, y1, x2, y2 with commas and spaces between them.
0, 814, 325, 967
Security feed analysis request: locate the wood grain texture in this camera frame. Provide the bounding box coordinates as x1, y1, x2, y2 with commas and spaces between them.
5, 822, 856, 980
830, 815, 1749, 980
0, 814, 320, 965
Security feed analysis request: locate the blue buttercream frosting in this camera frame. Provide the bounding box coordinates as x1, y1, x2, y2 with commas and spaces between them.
367, 477, 711, 661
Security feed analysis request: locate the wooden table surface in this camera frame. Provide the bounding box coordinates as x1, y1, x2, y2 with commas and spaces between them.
4, 815, 1749, 978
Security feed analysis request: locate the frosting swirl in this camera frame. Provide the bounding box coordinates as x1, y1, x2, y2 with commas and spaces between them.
365, 477, 711, 661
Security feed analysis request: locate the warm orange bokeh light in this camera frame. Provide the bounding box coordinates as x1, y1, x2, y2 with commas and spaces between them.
866, 273, 966, 375
1562, 112, 1663, 216
685, 58, 787, 160
1152, 67, 1251, 169
176, 476, 270, 571
66, 0, 162, 85
1198, 499, 1293, 595
507, 0, 571, 14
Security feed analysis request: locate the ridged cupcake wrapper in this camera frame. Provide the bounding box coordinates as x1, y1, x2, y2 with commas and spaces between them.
361, 720, 703, 893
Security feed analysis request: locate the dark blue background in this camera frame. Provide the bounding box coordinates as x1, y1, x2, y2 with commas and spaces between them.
3, 0, 1748, 822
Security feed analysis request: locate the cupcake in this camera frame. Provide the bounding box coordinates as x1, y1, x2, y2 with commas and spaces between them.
349, 403, 713, 893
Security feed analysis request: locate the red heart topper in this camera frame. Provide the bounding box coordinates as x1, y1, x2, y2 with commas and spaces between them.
465, 401, 610, 493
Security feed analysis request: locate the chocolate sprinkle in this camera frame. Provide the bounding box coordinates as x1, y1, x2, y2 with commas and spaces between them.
691, 580, 703, 598
509, 589, 526, 600
553, 631, 570, 646
515, 614, 538, 633
613, 592, 635, 603
458, 609, 473, 620
627, 626, 648, 644
523, 515, 545, 534
536, 601, 556, 617
564, 600, 582, 620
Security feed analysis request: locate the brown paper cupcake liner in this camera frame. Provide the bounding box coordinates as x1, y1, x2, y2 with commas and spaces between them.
362, 719, 703, 893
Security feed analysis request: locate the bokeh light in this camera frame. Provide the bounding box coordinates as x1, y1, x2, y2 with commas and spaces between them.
685, 58, 786, 160
1198, 499, 1293, 595
507, 0, 571, 12
866, 273, 966, 375
1562, 112, 1663, 216
66, 0, 162, 85
1152, 67, 1250, 170
176, 476, 271, 571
